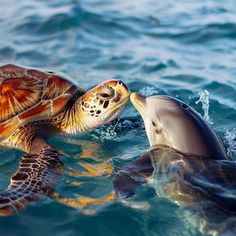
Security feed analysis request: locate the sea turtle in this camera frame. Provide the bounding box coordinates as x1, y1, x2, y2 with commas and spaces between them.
0, 64, 130, 215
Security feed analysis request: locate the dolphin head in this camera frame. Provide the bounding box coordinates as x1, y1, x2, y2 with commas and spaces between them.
130, 93, 227, 159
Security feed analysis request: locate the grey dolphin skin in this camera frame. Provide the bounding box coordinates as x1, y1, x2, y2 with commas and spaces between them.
114, 93, 236, 236
130, 92, 228, 159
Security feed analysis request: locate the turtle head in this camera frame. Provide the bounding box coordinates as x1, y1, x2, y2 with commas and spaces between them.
79, 80, 130, 132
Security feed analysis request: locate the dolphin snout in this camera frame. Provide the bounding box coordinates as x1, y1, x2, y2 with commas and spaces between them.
130, 92, 147, 117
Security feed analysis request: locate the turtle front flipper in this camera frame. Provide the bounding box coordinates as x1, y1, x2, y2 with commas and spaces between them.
0, 142, 63, 216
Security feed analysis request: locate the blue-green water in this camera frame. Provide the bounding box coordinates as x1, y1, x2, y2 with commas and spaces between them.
0, 0, 236, 235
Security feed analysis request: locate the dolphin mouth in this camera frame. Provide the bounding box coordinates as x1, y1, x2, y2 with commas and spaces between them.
130, 93, 147, 117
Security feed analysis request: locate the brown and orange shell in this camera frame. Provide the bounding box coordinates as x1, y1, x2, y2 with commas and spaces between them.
0, 64, 79, 140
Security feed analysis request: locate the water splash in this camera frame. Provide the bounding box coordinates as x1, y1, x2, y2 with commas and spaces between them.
139, 86, 159, 96
195, 90, 213, 125
91, 123, 118, 142
91, 119, 145, 142
224, 128, 236, 158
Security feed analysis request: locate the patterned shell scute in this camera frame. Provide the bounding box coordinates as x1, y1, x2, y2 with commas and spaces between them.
0, 64, 78, 139
42, 75, 75, 100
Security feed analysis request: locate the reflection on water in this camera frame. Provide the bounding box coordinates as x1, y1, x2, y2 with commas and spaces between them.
114, 145, 236, 235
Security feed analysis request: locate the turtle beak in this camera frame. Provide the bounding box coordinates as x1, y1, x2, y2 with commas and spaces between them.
130, 93, 147, 118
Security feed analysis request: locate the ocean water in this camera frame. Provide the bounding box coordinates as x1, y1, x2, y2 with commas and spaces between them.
0, 0, 236, 235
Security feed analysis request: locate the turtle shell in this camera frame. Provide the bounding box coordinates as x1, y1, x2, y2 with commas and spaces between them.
0, 64, 79, 140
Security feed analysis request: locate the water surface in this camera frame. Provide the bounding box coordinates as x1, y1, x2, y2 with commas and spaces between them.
0, 0, 236, 235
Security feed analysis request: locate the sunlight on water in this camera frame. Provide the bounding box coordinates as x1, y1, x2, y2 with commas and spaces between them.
121, 200, 150, 212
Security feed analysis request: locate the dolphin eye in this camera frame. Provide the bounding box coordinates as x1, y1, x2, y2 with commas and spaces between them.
156, 129, 162, 134
181, 103, 189, 110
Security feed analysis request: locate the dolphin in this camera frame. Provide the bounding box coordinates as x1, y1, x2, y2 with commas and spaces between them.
130, 93, 228, 159
113, 93, 236, 236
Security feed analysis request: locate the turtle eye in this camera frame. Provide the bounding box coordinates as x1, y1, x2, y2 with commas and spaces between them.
98, 86, 115, 100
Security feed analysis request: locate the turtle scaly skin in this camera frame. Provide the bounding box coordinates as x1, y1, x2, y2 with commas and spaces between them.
0, 64, 130, 215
